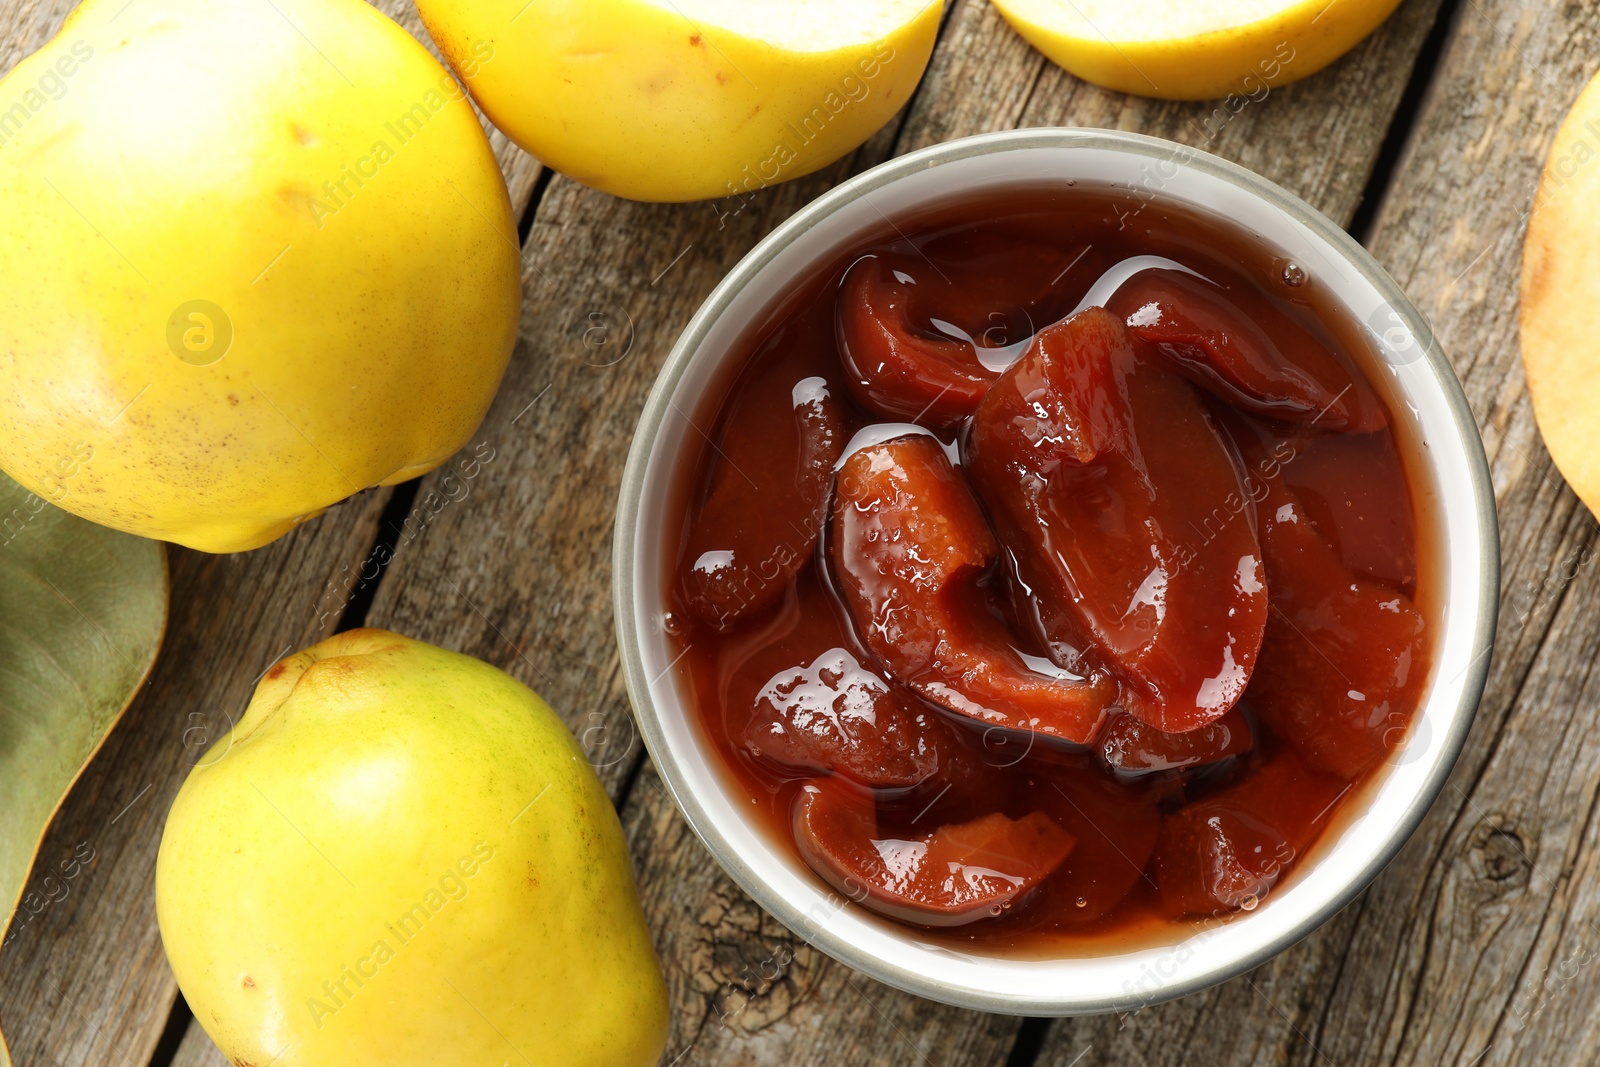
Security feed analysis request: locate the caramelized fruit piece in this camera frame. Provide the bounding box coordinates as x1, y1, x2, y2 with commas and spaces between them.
1097, 707, 1253, 775
966, 307, 1268, 733
1042, 768, 1163, 922
1247, 482, 1429, 779
836, 256, 993, 427
831, 434, 1116, 743
1106, 268, 1386, 433
835, 242, 1082, 427
1265, 429, 1418, 589
1154, 751, 1346, 918
793, 780, 1075, 927
743, 647, 942, 788
680, 369, 845, 631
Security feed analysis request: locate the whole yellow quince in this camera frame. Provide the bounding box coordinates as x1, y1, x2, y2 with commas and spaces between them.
413, 0, 940, 202
0, 0, 521, 553
156, 629, 670, 1067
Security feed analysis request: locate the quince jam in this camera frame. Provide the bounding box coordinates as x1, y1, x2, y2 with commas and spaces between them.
663, 186, 1429, 952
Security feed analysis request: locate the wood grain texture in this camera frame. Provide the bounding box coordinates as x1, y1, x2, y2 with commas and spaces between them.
1034, 0, 1600, 1064
0, 0, 543, 1063
0, 0, 65, 73
348, 3, 1450, 1067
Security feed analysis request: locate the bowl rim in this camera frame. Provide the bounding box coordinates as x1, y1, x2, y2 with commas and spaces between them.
613, 126, 1499, 1016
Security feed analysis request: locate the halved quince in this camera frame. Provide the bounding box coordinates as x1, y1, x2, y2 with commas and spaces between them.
1522, 69, 1600, 520
416, 0, 941, 201
990, 0, 1403, 101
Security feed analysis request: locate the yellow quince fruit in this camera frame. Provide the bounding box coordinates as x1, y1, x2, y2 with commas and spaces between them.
414, 0, 941, 202
991, 0, 1404, 101
0, 0, 521, 552
156, 629, 669, 1067
1522, 68, 1600, 520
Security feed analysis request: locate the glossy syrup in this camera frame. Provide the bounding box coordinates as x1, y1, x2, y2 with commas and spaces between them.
661, 184, 1428, 956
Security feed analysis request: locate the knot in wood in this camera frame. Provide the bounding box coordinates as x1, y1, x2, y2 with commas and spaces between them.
690, 884, 818, 1033
1471, 820, 1533, 886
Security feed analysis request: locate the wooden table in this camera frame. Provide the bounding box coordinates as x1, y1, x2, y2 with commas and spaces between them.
3, 0, 1593, 1062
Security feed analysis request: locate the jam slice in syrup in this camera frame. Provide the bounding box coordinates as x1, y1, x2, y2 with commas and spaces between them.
1040, 769, 1163, 923
1106, 268, 1386, 433
1153, 751, 1347, 917
1097, 707, 1254, 775
679, 361, 845, 631
835, 238, 1084, 428
1244, 465, 1428, 779
793, 780, 1075, 927
966, 307, 1269, 734
742, 647, 942, 789
831, 433, 1116, 744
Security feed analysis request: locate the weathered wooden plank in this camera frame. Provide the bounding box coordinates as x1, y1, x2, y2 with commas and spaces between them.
0, 2, 544, 1064
0, 0, 67, 72
1034, 0, 1600, 1064
344, 3, 1451, 1067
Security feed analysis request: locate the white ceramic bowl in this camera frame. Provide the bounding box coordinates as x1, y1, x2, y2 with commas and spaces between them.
614, 128, 1498, 1015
